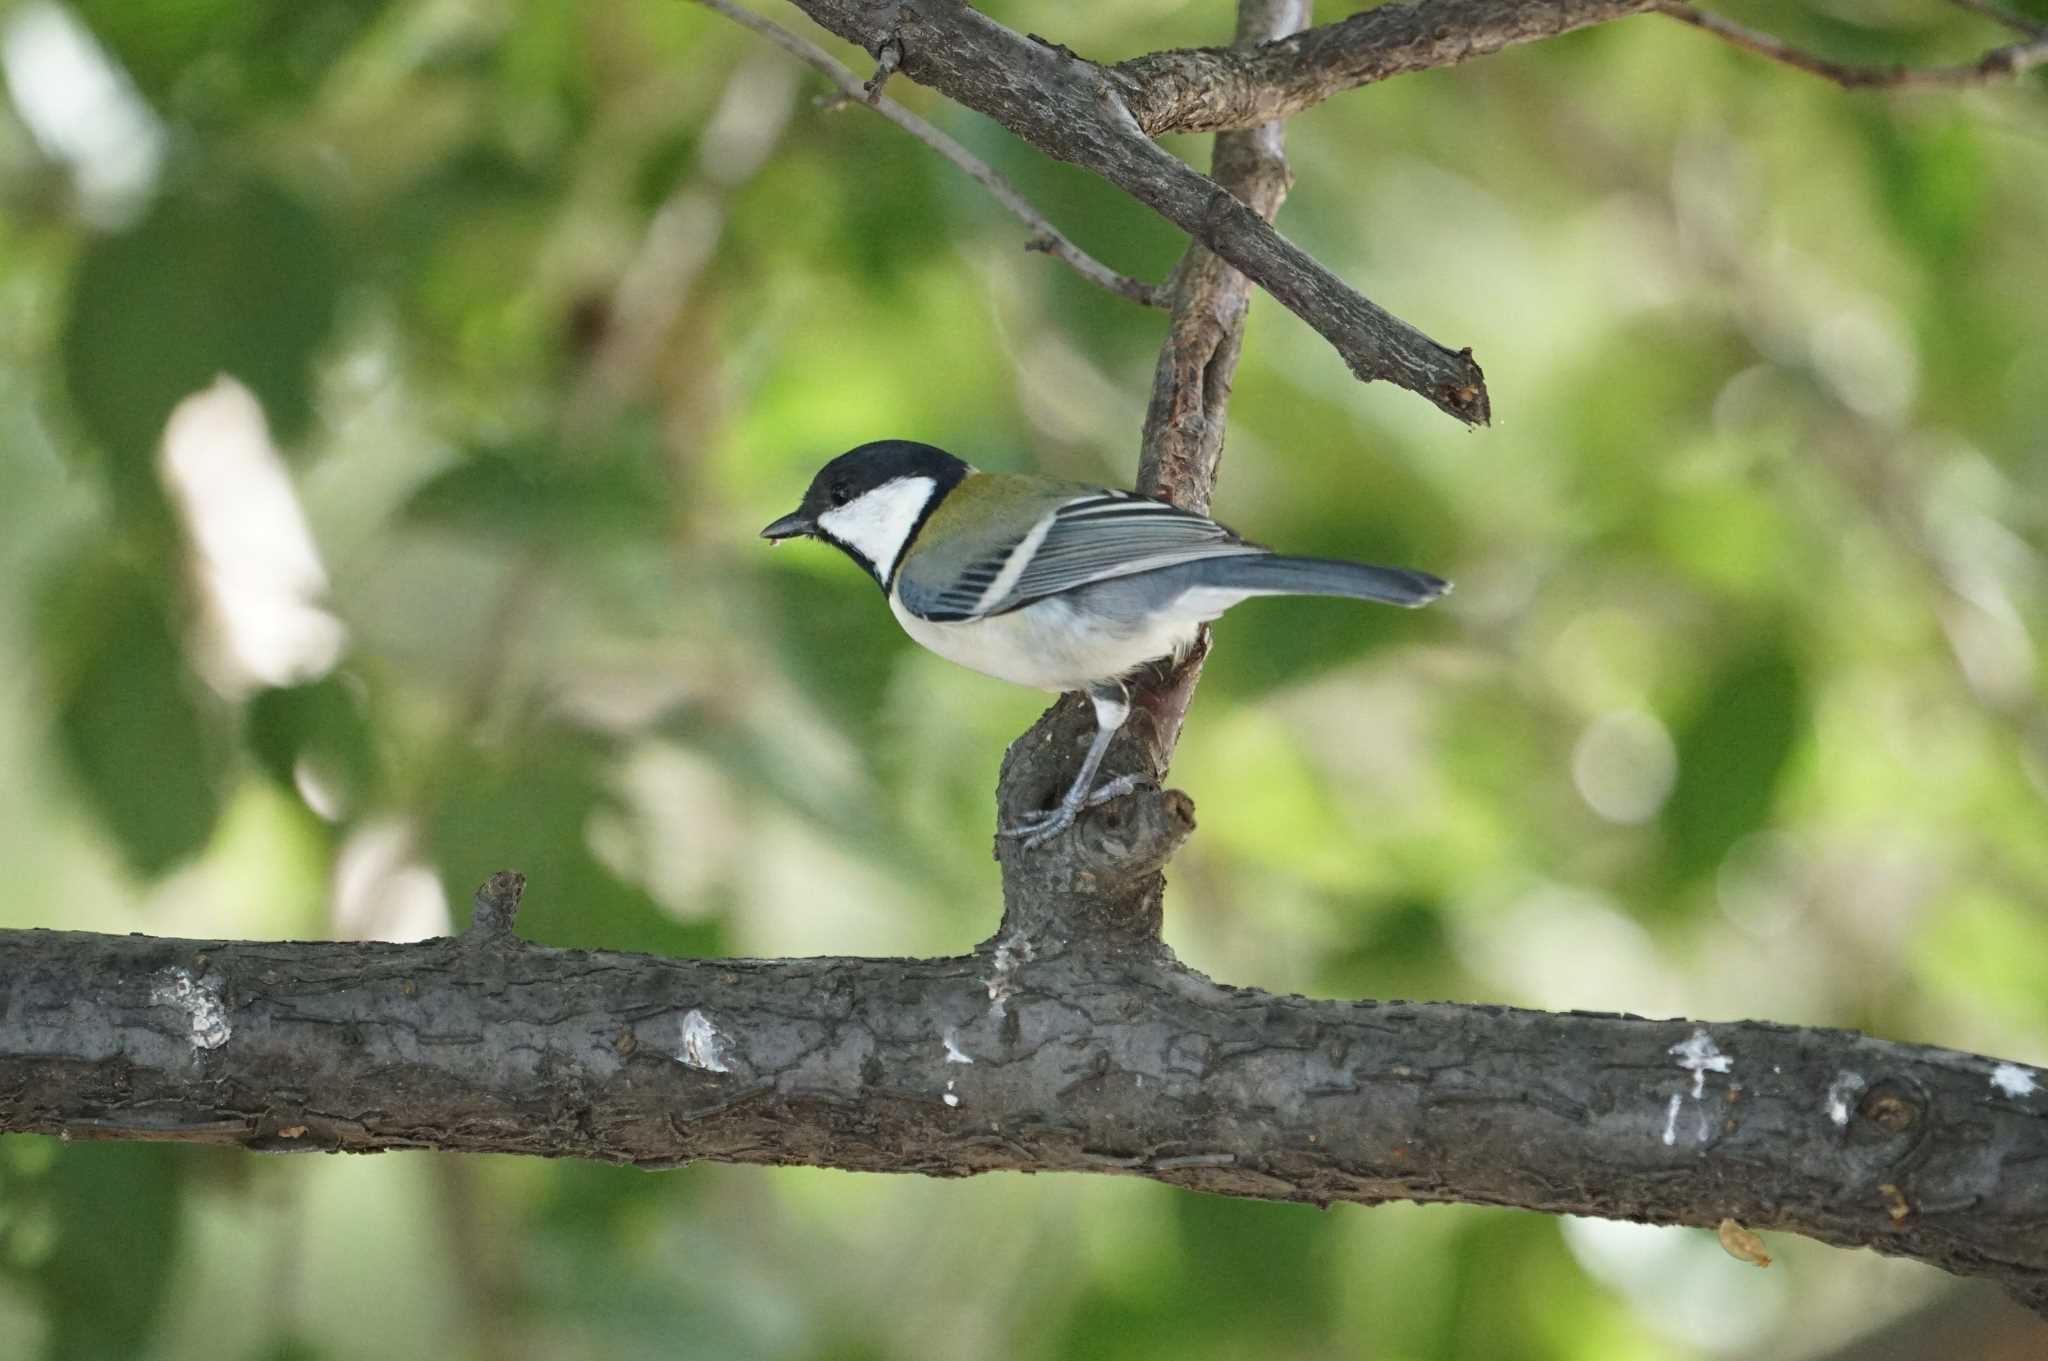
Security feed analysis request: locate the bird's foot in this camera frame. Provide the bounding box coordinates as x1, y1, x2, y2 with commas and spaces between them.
999, 774, 1145, 849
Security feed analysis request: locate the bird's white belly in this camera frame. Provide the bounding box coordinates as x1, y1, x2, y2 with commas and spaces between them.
889, 592, 1205, 693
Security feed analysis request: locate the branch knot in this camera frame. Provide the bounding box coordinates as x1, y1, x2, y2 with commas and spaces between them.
467, 870, 526, 935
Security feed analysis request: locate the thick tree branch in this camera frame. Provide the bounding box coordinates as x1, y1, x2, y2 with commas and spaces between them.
693, 0, 1163, 307
1112, 0, 1659, 136
1658, 3, 2048, 88
777, 0, 1491, 423
5, 920, 2046, 1315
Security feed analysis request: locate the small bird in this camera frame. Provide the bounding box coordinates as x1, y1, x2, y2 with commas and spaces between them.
762, 441, 1450, 847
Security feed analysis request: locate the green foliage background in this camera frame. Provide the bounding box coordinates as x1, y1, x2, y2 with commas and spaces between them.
2, 0, 2046, 1356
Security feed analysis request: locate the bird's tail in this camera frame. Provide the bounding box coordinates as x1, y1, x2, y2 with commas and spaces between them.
1188, 553, 1450, 608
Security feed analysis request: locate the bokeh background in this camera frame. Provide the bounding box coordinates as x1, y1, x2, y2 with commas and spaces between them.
3, 0, 2047, 1356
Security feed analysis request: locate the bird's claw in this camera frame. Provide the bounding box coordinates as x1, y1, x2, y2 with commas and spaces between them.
999, 774, 1145, 849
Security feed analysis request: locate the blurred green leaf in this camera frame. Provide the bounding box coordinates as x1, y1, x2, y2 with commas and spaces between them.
753, 563, 912, 738
1866, 109, 1988, 266
428, 737, 722, 956
0, 1142, 185, 1361
1317, 896, 1457, 999
70, 0, 391, 119
1201, 592, 1415, 702
247, 673, 376, 821
1191, 450, 1459, 702
46, 549, 228, 876
1662, 643, 1805, 884
1171, 1195, 1330, 1330
1914, 890, 2048, 1030
403, 438, 671, 547
804, 118, 951, 296
244, 1340, 327, 1361
1439, 1214, 1570, 1361
62, 176, 342, 493
1054, 1196, 1335, 1359
378, 147, 555, 290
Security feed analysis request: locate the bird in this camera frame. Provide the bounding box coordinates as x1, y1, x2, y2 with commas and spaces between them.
761, 440, 1450, 848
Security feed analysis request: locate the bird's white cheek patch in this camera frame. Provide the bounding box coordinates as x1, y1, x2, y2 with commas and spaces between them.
816, 476, 935, 575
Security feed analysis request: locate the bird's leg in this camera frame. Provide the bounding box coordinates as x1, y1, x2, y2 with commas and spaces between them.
1001, 681, 1140, 848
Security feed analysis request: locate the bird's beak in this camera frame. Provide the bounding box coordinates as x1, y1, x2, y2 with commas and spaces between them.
760, 509, 815, 544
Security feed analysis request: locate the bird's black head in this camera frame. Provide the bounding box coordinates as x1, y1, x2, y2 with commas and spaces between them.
760, 440, 971, 583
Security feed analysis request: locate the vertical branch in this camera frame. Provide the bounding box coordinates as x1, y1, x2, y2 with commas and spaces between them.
991, 0, 1310, 945
1133, 0, 1313, 766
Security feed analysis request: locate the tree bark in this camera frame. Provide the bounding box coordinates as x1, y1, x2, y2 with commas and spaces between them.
5, 918, 2046, 1314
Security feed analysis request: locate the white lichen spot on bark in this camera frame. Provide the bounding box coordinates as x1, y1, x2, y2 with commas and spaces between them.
985, 932, 1035, 1020
151, 968, 230, 1050
678, 1008, 731, 1073
943, 1027, 973, 1064
943, 1077, 960, 1108
1825, 1072, 1866, 1126
1659, 1028, 1732, 1145
1670, 1028, 1732, 1099
1991, 1062, 2037, 1098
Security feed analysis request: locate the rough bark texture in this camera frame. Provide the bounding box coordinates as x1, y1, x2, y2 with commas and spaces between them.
1111, 0, 1660, 135
4, 923, 2046, 1313
780, 0, 1491, 424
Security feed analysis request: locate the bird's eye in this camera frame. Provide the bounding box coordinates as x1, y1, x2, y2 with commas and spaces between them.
829, 484, 851, 507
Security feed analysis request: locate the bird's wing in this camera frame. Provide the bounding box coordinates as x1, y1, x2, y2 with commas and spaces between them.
899, 491, 1265, 622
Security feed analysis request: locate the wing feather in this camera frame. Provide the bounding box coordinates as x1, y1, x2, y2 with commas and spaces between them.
984, 494, 1263, 616
895, 489, 1266, 622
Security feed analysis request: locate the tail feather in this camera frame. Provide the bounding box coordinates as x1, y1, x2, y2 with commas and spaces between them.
1188, 553, 1450, 608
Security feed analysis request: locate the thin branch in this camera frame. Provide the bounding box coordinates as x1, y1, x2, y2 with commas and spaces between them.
6, 920, 2047, 1316
1659, 3, 2048, 88
1134, 0, 1308, 760
1136, 0, 1308, 517
993, 0, 1310, 914
694, 0, 1163, 308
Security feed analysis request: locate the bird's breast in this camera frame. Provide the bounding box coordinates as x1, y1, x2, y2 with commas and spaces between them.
888, 591, 1205, 693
